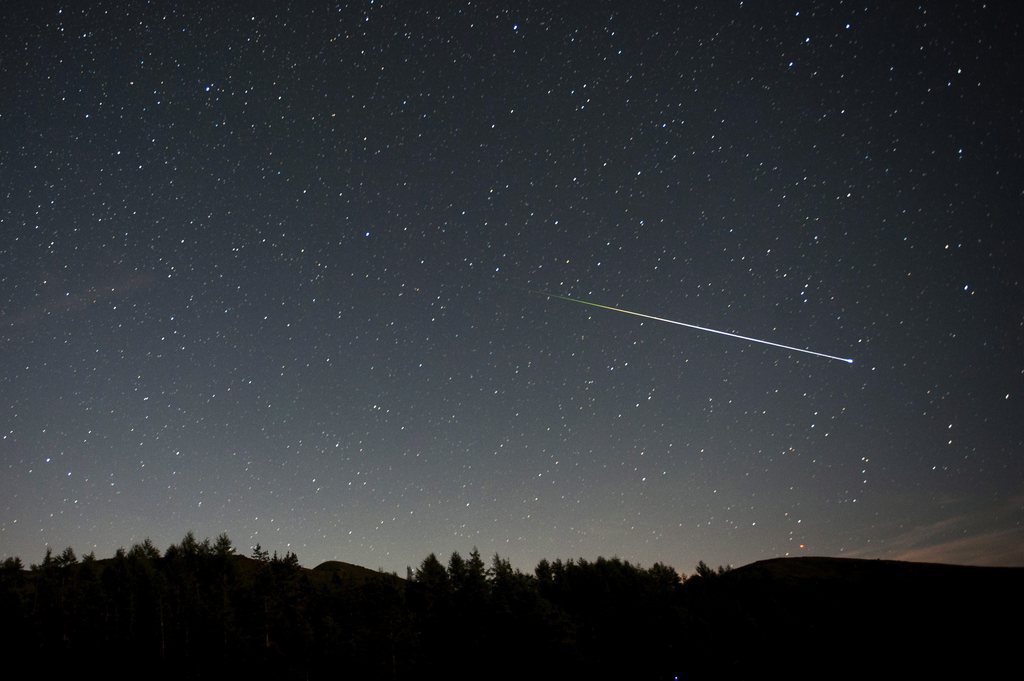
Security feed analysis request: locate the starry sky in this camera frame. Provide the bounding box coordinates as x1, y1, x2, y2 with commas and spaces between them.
2, 1, 1022, 572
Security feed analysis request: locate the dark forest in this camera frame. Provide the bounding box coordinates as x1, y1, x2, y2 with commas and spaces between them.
1, 533, 1021, 680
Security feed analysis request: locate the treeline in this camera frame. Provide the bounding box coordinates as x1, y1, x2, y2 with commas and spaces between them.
0, 533, 727, 680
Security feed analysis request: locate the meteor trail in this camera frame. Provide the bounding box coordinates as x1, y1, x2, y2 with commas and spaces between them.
533, 291, 854, 364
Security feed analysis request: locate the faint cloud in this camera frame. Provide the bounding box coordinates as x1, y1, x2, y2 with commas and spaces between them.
888, 527, 1024, 566
3, 271, 156, 330
846, 500, 1024, 567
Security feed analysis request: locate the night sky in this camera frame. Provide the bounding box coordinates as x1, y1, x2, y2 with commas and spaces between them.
2, 1, 1022, 573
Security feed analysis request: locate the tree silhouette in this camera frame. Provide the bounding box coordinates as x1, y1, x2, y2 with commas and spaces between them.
251, 543, 270, 562
214, 533, 235, 557
11, 533, 995, 680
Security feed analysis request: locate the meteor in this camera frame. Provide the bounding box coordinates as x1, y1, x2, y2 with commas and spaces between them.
533, 291, 854, 364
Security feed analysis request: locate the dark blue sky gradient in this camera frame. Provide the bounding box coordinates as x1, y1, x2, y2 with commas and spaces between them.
1, 1, 1021, 571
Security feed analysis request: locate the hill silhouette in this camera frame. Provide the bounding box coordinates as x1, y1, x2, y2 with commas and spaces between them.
681, 556, 1024, 679
1, 535, 1020, 680
311, 559, 402, 584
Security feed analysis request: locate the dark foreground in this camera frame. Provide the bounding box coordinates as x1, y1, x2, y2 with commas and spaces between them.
1, 537, 1020, 680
